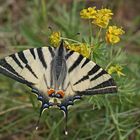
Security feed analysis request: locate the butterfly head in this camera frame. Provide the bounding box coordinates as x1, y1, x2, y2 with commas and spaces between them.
47, 88, 64, 98
47, 88, 65, 106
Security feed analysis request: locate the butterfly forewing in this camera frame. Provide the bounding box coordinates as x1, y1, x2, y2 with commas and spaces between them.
0, 47, 55, 94
65, 50, 117, 96
65, 51, 91, 93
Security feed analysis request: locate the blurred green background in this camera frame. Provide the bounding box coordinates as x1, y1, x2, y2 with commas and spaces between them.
0, 0, 140, 140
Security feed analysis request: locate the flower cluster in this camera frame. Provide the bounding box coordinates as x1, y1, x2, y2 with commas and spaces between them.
106, 26, 125, 44
92, 9, 113, 28
80, 7, 125, 44
49, 32, 90, 58
49, 31, 61, 47
108, 65, 125, 77
80, 7, 96, 19
80, 7, 113, 28
49, 6, 125, 63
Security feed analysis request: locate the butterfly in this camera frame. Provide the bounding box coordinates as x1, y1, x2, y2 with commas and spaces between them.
0, 40, 117, 134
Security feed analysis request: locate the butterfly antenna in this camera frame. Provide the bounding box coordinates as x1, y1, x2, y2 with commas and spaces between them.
76, 32, 80, 35
48, 26, 53, 32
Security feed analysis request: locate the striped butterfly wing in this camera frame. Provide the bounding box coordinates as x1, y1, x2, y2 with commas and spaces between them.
65, 50, 117, 97
0, 47, 55, 93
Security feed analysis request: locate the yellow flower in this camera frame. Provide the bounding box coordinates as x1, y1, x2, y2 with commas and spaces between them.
106, 34, 120, 44
49, 31, 61, 47
68, 43, 91, 58
106, 26, 125, 44
70, 44, 81, 52
108, 26, 125, 35
80, 7, 97, 19
108, 65, 125, 77
92, 8, 113, 28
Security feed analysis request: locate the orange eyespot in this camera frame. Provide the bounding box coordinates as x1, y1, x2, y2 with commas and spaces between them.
57, 90, 64, 98
47, 89, 55, 95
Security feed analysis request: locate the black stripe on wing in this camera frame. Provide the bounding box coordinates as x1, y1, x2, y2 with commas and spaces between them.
18, 51, 28, 64
73, 75, 89, 86
77, 78, 117, 95
10, 54, 23, 69
77, 86, 117, 95
18, 51, 38, 79
90, 78, 116, 90
88, 64, 100, 76
25, 64, 38, 78
0, 59, 21, 77
91, 70, 107, 81
30, 48, 36, 59
37, 48, 47, 68
68, 55, 83, 73
48, 46, 55, 58
73, 63, 104, 86
65, 50, 74, 60
0, 58, 33, 86
81, 58, 90, 68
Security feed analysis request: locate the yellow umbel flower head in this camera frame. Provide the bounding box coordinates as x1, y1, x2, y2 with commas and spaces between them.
108, 64, 125, 77
49, 31, 61, 47
108, 26, 125, 35
92, 8, 113, 28
106, 26, 125, 44
80, 7, 97, 19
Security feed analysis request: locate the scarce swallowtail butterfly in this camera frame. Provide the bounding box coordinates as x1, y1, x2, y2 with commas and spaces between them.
0, 40, 117, 134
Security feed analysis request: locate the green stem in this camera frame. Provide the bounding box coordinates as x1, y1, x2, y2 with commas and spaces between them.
96, 27, 102, 40
105, 61, 113, 71
88, 19, 93, 44
110, 45, 113, 60
41, 0, 47, 23
61, 37, 81, 44
90, 49, 93, 60
105, 45, 114, 70
88, 20, 94, 60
